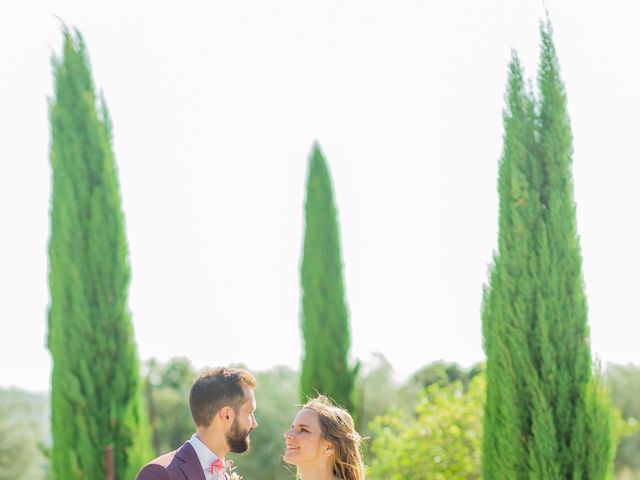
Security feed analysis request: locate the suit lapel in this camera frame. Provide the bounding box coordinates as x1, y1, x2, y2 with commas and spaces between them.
175, 442, 206, 480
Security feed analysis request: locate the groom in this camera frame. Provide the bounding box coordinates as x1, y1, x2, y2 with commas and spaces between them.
136, 367, 258, 480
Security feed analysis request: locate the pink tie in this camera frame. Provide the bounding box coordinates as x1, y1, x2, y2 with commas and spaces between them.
209, 458, 224, 474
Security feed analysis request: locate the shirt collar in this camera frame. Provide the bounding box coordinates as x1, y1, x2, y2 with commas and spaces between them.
188, 433, 223, 472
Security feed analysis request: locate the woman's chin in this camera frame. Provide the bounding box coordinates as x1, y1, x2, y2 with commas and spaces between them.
283, 452, 299, 465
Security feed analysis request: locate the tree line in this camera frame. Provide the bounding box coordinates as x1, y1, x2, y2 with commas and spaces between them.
38, 17, 635, 480
3, 359, 640, 479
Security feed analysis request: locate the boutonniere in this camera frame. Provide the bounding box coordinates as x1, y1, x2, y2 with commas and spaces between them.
224, 460, 242, 480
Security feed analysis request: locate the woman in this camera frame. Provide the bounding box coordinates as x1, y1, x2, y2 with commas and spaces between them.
283, 395, 365, 480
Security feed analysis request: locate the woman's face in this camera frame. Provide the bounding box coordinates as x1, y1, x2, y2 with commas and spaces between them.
283, 408, 332, 466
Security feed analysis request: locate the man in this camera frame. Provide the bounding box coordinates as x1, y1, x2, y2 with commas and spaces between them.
136, 367, 258, 480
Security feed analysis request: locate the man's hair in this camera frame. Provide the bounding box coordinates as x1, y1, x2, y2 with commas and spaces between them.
189, 367, 256, 427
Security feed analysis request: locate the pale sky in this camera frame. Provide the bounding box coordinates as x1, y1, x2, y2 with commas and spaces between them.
2, 1, 639, 392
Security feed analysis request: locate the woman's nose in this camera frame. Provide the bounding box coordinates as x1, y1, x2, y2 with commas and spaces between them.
283, 429, 293, 440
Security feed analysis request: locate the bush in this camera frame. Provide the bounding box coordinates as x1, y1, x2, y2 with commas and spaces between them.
367, 373, 484, 480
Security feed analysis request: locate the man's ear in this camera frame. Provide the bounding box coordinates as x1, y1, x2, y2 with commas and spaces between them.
220, 406, 234, 423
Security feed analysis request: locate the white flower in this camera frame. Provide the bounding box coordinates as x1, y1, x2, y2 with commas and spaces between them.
228, 473, 243, 480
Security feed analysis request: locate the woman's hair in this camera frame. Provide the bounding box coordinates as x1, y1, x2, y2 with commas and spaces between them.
302, 395, 365, 480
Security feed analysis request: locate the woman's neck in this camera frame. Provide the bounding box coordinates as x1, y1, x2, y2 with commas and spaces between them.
297, 464, 336, 480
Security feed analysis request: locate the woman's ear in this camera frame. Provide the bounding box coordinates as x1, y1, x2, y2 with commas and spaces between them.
323, 444, 334, 456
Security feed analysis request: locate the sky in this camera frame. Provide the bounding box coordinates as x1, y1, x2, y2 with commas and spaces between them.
2, 1, 640, 393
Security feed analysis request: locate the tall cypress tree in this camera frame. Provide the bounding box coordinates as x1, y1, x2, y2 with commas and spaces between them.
300, 142, 357, 414
482, 50, 540, 479
47, 28, 152, 480
482, 21, 614, 479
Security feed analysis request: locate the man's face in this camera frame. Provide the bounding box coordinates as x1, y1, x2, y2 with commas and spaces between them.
226, 388, 257, 453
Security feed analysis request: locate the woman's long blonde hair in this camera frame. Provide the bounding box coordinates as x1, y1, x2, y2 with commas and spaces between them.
301, 395, 365, 480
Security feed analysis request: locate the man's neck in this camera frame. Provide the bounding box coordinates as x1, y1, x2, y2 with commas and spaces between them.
195, 427, 228, 460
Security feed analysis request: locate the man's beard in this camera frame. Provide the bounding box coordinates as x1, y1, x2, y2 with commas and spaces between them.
226, 419, 252, 453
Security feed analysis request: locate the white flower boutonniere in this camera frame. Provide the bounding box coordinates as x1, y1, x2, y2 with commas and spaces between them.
224, 460, 242, 480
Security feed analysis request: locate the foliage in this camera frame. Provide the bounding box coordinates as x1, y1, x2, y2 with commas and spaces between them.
144, 357, 197, 455
411, 360, 483, 390
356, 355, 481, 438
605, 364, 640, 477
357, 353, 416, 436
367, 373, 485, 480
300, 142, 358, 416
357, 356, 486, 473
47, 27, 153, 480
0, 392, 48, 480
481, 20, 614, 479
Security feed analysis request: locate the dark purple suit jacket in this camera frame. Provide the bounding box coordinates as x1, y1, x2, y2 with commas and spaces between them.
135, 442, 205, 480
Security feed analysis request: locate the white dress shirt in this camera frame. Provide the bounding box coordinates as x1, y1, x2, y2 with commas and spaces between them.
188, 434, 228, 480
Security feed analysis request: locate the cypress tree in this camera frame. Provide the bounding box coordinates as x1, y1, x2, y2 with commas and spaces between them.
47, 28, 152, 480
482, 21, 614, 479
299, 142, 358, 414
482, 50, 540, 479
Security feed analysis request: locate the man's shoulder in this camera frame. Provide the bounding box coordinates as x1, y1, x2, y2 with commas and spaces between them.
135, 450, 179, 480
151, 449, 179, 467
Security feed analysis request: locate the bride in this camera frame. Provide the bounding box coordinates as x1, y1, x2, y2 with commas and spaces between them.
283, 395, 365, 480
